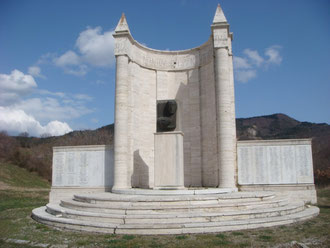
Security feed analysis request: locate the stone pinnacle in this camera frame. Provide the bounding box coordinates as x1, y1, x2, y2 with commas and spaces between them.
213, 3, 227, 23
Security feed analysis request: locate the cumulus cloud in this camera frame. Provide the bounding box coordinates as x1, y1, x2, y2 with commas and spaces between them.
76, 27, 115, 67
0, 70, 94, 136
15, 97, 93, 123
234, 45, 283, 83
0, 70, 37, 105
54, 50, 80, 67
53, 51, 87, 76
53, 26, 115, 76
28, 66, 45, 79
0, 107, 72, 136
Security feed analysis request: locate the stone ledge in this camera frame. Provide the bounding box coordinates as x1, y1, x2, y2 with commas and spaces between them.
111, 188, 236, 195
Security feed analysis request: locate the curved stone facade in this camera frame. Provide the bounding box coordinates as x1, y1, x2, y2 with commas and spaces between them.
114, 35, 214, 71
112, 7, 237, 190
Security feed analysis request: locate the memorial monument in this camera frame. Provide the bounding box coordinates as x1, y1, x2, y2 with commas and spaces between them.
32, 4, 319, 235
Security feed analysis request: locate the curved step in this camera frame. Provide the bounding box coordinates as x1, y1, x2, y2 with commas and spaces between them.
73, 191, 275, 204
60, 197, 288, 214
32, 205, 319, 235
46, 202, 305, 224
111, 188, 235, 195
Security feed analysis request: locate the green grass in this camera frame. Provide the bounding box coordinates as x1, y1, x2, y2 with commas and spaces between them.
122, 234, 136, 240
0, 162, 330, 248
175, 235, 187, 240
0, 190, 48, 211
258, 235, 273, 242
0, 162, 50, 188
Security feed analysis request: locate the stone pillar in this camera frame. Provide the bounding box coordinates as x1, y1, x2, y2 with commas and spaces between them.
112, 13, 131, 190
113, 55, 130, 190
228, 33, 238, 185
212, 4, 237, 189
214, 48, 236, 189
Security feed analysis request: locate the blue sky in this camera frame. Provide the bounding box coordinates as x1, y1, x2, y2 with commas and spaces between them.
0, 0, 329, 136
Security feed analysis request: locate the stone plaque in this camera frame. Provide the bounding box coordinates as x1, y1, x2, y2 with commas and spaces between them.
52, 145, 114, 187
237, 140, 314, 185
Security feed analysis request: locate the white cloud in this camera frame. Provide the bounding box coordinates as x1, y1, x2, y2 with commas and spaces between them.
76, 26, 115, 67
235, 70, 257, 83
53, 26, 115, 76
15, 97, 93, 123
43, 120, 73, 136
243, 49, 264, 67
234, 56, 251, 70
0, 70, 37, 105
234, 45, 283, 83
265, 45, 282, 65
54, 50, 80, 67
0, 107, 72, 137
36, 53, 56, 65
74, 94, 93, 101
37, 89, 66, 98
64, 65, 88, 76
28, 66, 45, 79
0, 69, 94, 136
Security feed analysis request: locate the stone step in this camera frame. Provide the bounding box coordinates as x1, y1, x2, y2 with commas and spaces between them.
73, 196, 278, 208
60, 197, 288, 214
46, 202, 304, 224
73, 191, 275, 203
32, 206, 319, 235
110, 188, 236, 196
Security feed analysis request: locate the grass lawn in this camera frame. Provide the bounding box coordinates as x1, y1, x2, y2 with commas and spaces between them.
0, 162, 329, 248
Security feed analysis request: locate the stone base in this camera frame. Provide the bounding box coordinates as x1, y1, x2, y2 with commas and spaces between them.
49, 187, 111, 204
239, 184, 317, 204
32, 190, 319, 235
154, 131, 184, 189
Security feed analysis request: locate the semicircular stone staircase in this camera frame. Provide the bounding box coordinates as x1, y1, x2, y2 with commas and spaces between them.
32, 190, 319, 235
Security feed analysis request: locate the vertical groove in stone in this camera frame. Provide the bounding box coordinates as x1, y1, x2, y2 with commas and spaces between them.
113, 55, 130, 190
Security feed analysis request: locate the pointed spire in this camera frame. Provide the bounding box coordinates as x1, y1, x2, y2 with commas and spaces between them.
115, 13, 130, 33
213, 4, 227, 23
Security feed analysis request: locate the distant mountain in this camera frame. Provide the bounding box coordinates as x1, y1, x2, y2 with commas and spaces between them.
1, 114, 328, 186
237, 113, 330, 140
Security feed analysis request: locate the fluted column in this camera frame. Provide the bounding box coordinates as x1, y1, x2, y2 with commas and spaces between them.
113, 55, 130, 190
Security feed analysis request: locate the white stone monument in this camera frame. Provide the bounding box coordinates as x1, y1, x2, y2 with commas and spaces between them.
112, 5, 237, 191
33, 4, 318, 235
